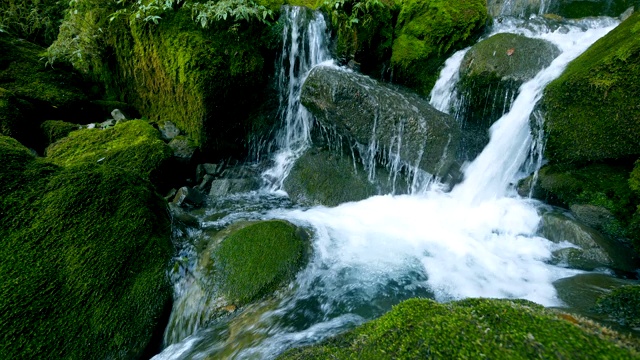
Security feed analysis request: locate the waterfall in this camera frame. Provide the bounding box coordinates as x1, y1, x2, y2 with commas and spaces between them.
152, 11, 621, 360
261, 7, 331, 191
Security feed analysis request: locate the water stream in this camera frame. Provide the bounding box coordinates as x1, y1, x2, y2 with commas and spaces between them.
153, 9, 624, 360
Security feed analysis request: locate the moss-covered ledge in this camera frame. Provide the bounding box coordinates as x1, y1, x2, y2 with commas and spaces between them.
279, 298, 639, 359
0, 135, 174, 359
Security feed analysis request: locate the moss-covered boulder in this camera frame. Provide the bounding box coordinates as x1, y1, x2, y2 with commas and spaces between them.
284, 146, 380, 206
391, 0, 487, 95
279, 297, 639, 359
458, 33, 560, 128
542, 11, 640, 164
528, 163, 638, 243
0, 135, 174, 359
45, 120, 173, 189
547, 0, 638, 18
301, 66, 461, 181
596, 285, 640, 328
40, 119, 80, 147
0, 33, 97, 149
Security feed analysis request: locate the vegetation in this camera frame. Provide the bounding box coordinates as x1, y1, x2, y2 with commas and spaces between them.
548, 0, 638, 19
597, 285, 640, 328
0, 0, 68, 46
542, 11, 640, 164
213, 220, 307, 305
46, 120, 173, 186
40, 119, 80, 146
279, 298, 639, 359
0, 135, 174, 359
391, 0, 487, 95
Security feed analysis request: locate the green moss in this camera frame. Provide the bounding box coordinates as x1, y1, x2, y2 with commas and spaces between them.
542, 12, 640, 164
0, 135, 173, 359
40, 120, 80, 146
630, 159, 640, 195
214, 220, 306, 305
279, 298, 639, 359
45, 120, 173, 185
0, 0, 68, 46
597, 285, 640, 328
549, 0, 638, 19
391, 0, 487, 95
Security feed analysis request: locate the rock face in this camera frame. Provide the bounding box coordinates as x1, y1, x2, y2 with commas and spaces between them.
301, 66, 461, 182
458, 33, 560, 127
0, 135, 174, 360
547, 0, 636, 18
487, 0, 545, 17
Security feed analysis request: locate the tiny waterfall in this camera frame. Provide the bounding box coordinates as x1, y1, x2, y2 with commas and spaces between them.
262, 7, 331, 191
153, 10, 622, 360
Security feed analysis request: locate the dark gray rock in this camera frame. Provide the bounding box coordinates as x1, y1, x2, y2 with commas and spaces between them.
209, 179, 260, 197
169, 137, 197, 161
172, 186, 206, 208
159, 120, 180, 141
301, 66, 461, 182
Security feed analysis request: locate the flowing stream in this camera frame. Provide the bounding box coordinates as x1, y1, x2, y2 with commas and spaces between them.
154, 8, 623, 360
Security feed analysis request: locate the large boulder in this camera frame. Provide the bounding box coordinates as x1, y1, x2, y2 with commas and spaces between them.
278, 298, 639, 359
391, 0, 488, 95
542, 11, 640, 164
457, 33, 560, 128
547, 0, 637, 18
0, 135, 174, 359
301, 66, 461, 182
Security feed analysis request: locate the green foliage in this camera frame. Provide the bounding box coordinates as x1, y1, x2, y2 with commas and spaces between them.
0, 0, 68, 46
0, 135, 173, 359
597, 285, 640, 328
40, 119, 80, 146
45, 120, 173, 185
279, 298, 639, 359
629, 159, 640, 195
542, 11, 640, 164
214, 220, 306, 305
391, 0, 487, 95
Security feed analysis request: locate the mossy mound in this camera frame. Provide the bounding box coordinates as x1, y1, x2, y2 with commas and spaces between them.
0, 135, 173, 359
0, 32, 97, 149
40, 119, 80, 147
597, 285, 640, 328
542, 12, 640, 164
45, 120, 173, 187
547, 0, 638, 19
284, 147, 378, 207
211, 220, 307, 305
279, 298, 639, 359
457, 33, 560, 127
391, 0, 487, 95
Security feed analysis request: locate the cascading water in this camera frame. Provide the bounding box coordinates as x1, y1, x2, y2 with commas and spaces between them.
262, 7, 331, 191
153, 10, 621, 360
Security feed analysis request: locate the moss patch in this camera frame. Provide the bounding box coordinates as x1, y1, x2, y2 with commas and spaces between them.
40, 120, 80, 147
597, 285, 640, 328
45, 120, 173, 186
548, 0, 638, 19
213, 220, 307, 305
391, 0, 487, 95
0, 135, 173, 359
279, 298, 639, 359
542, 12, 640, 164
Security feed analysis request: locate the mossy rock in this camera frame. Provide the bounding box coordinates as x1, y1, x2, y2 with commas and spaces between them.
391, 0, 488, 96
457, 33, 560, 128
279, 297, 639, 359
40, 120, 80, 147
0, 135, 173, 359
207, 220, 308, 305
45, 120, 173, 188
547, 0, 638, 18
0, 33, 98, 149
284, 146, 381, 206
542, 11, 640, 164
597, 285, 640, 328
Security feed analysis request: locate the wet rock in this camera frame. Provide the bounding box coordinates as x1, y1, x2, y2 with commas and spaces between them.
209, 178, 260, 197
301, 65, 461, 182
547, 0, 637, 18
197, 174, 214, 192
159, 120, 180, 141
111, 109, 127, 122
172, 186, 206, 208
487, 0, 545, 17
196, 163, 222, 183
168, 136, 196, 161
168, 203, 200, 228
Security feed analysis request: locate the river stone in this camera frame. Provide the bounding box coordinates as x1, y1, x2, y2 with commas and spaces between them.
173, 186, 206, 208
169, 136, 196, 161
457, 33, 560, 130
159, 120, 180, 140
301, 65, 461, 182
111, 108, 127, 122
540, 211, 636, 271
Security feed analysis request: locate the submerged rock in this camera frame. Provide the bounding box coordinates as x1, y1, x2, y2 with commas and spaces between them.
596, 285, 640, 328
278, 297, 640, 358
301, 66, 461, 182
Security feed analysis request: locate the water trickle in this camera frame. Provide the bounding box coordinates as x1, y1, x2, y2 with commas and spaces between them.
261, 7, 331, 191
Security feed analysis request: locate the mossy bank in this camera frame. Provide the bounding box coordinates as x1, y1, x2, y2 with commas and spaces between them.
0, 135, 174, 359
279, 298, 639, 359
